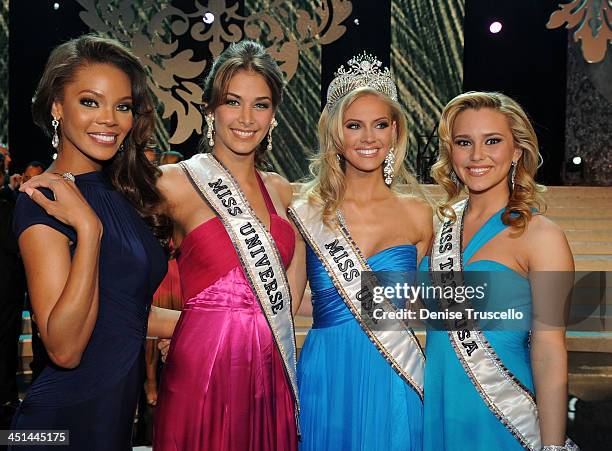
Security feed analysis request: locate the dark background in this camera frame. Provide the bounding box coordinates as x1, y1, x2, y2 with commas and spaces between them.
9, 0, 568, 185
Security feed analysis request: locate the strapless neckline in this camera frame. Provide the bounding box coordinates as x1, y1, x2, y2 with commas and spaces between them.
365, 244, 416, 261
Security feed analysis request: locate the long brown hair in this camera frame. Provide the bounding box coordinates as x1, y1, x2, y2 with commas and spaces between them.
201, 40, 284, 169
32, 34, 171, 251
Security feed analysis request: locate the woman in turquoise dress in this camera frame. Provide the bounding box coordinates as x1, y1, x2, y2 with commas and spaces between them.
288, 54, 431, 451
421, 92, 576, 451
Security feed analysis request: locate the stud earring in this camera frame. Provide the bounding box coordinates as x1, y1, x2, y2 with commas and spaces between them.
51, 117, 60, 149
206, 113, 215, 147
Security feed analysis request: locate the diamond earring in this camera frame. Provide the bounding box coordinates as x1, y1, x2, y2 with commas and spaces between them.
51, 117, 60, 149
266, 118, 277, 152
206, 113, 215, 147
450, 170, 459, 185
510, 161, 517, 191
383, 148, 395, 186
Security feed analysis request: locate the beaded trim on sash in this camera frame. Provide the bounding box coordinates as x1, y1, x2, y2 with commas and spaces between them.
180, 153, 300, 426
430, 199, 543, 450
289, 199, 424, 400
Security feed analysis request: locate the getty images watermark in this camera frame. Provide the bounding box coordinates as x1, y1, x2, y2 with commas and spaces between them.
359, 271, 610, 332
370, 280, 525, 322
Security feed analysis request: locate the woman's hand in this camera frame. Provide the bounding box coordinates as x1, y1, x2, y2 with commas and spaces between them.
20, 173, 101, 233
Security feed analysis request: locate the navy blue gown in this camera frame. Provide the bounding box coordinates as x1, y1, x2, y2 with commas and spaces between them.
11, 171, 167, 450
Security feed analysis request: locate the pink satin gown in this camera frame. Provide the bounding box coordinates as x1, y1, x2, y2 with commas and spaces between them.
153, 173, 298, 451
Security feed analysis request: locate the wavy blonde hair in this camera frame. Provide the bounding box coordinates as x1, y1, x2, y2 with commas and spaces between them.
431, 91, 546, 232
304, 87, 420, 226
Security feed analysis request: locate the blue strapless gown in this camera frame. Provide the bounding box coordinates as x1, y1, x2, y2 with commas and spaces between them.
298, 245, 423, 451
420, 210, 534, 451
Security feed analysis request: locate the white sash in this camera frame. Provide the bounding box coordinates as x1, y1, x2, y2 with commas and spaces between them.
289, 199, 424, 399
430, 199, 541, 450
181, 153, 299, 421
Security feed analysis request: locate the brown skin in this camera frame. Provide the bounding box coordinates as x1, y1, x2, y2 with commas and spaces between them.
19, 63, 178, 369
451, 107, 572, 446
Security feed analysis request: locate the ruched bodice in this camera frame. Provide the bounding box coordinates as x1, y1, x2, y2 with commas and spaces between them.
308, 244, 417, 328
154, 167, 297, 451
12, 171, 167, 451
299, 244, 422, 451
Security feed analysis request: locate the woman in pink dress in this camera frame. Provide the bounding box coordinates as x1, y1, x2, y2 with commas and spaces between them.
153, 40, 302, 450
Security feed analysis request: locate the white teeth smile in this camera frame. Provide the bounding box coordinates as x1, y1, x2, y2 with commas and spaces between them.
355, 148, 378, 156
232, 129, 256, 138
467, 167, 492, 176
89, 133, 117, 144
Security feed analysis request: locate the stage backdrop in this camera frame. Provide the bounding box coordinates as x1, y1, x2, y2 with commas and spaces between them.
72, 0, 464, 182
7, 1, 607, 185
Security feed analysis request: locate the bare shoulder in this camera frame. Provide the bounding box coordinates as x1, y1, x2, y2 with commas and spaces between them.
157, 164, 187, 196
397, 195, 434, 223
523, 214, 573, 270
261, 171, 294, 208
157, 163, 184, 188
524, 214, 566, 242
156, 163, 194, 216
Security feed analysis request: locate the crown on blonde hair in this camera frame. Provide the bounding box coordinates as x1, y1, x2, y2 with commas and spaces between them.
326, 53, 397, 111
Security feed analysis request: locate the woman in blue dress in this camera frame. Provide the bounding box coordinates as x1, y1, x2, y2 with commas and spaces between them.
288, 54, 431, 451
421, 92, 576, 451
11, 35, 179, 450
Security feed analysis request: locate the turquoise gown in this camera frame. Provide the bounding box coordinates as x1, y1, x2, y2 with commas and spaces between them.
298, 244, 423, 451
419, 209, 534, 451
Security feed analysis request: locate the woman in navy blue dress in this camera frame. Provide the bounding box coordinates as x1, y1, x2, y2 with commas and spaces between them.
10, 35, 179, 450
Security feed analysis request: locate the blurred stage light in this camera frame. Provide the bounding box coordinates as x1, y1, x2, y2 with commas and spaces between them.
354, 19, 360, 25
53, 2, 60, 10
572, 156, 582, 165
203, 12, 214, 24
489, 21, 502, 34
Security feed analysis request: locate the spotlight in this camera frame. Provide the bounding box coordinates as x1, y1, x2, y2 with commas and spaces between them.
53, 2, 60, 10
489, 21, 502, 34
203, 12, 214, 24
563, 155, 585, 185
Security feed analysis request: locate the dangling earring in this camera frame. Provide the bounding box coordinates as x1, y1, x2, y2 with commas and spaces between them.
510, 161, 517, 191
266, 118, 277, 151
450, 170, 459, 186
383, 148, 395, 186
206, 113, 215, 147
336, 154, 342, 163
51, 117, 60, 149
117, 143, 124, 155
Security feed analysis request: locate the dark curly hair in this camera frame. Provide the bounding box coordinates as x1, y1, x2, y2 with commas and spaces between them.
32, 34, 172, 252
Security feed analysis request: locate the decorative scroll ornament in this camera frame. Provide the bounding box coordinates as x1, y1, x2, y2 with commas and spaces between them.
77, 0, 353, 145
547, 0, 612, 63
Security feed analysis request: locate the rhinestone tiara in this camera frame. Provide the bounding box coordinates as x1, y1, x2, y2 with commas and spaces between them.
326, 52, 398, 111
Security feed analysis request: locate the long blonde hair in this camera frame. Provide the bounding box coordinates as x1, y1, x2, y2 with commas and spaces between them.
304, 87, 420, 226
431, 91, 545, 232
